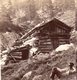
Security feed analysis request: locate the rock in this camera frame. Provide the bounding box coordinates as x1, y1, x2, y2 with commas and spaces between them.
21, 71, 32, 80
34, 53, 50, 62
32, 75, 43, 80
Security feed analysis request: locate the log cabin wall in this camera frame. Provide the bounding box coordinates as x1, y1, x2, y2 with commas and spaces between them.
37, 22, 54, 53
32, 19, 71, 53
24, 19, 71, 54
38, 34, 53, 53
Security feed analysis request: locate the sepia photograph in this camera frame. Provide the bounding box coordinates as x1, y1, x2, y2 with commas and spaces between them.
0, 0, 77, 80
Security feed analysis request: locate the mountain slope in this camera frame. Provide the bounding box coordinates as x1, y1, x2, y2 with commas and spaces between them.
1, 44, 76, 80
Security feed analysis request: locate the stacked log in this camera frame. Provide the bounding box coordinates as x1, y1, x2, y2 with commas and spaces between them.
8, 52, 22, 62
38, 35, 53, 53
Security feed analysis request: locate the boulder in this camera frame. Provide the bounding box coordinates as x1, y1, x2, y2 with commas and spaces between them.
32, 75, 43, 80
21, 71, 32, 80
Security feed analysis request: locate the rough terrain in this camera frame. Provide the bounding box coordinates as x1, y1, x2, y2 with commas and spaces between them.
1, 45, 76, 80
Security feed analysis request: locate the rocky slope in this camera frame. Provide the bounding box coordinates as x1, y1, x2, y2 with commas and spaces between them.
1, 44, 76, 80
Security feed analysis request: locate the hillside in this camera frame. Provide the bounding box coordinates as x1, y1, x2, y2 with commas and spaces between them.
1, 44, 76, 80
0, 0, 75, 51
0, 1, 76, 80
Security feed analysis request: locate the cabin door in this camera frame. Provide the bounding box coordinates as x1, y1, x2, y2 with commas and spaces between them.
52, 38, 59, 49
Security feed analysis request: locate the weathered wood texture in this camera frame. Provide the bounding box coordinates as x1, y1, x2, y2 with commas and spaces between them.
32, 19, 71, 53
20, 19, 71, 53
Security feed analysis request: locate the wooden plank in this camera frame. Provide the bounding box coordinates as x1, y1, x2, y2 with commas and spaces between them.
11, 54, 22, 56
40, 47, 52, 50
8, 56, 22, 58
39, 45, 52, 47
59, 40, 69, 42
40, 42, 52, 44
39, 45, 52, 48
39, 38, 51, 41
59, 38, 69, 40
39, 41, 51, 43
39, 43, 51, 45
39, 47, 53, 50
40, 50, 52, 52
39, 41, 52, 44
39, 46, 52, 48
59, 42, 67, 45
40, 50, 51, 53
39, 36, 49, 39
12, 52, 22, 55
39, 43, 52, 45
39, 38, 50, 40
39, 36, 49, 38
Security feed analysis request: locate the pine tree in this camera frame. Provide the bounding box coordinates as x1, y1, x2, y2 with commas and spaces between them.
26, 0, 37, 21
63, 0, 75, 10
54, 0, 75, 12
36, 0, 53, 22
42, 0, 53, 18
0, 0, 12, 22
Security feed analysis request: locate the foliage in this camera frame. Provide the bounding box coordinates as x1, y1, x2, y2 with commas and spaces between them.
0, 0, 75, 50
70, 30, 77, 46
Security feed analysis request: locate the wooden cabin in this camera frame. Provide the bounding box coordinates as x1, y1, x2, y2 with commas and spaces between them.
21, 18, 72, 53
